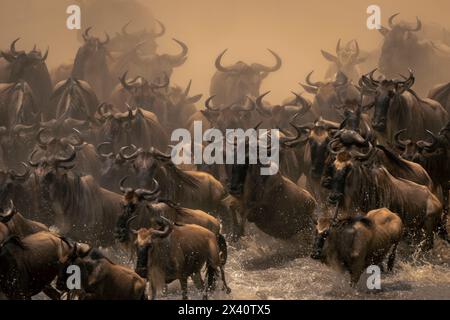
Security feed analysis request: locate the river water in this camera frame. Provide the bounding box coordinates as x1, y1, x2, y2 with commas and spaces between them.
101, 223, 450, 301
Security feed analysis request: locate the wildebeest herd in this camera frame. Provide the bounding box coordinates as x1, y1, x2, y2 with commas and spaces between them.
0, 13, 449, 300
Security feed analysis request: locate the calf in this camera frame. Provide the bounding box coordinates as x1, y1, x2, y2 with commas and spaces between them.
311, 207, 403, 286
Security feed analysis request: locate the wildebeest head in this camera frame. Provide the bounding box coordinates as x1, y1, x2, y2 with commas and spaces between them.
211, 49, 282, 105
119, 72, 169, 108
96, 103, 143, 143
28, 143, 77, 187
321, 39, 365, 78
323, 143, 374, 205
359, 69, 415, 132
107, 20, 165, 55
141, 39, 189, 81
300, 71, 360, 122
96, 142, 130, 190
1, 38, 49, 83
114, 176, 160, 243
0, 164, 30, 206
129, 216, 173, 278
378, 13, 423, 78
119, 145, 171, 187
290, 118, 340, 179
311, 203, 340, 260
254, 91, 312, 129
201, 95, 256, 132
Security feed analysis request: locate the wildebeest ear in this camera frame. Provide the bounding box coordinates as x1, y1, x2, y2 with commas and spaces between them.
321, 50, 338, 63
378, 26, 390, 37
186, 94, 202, 104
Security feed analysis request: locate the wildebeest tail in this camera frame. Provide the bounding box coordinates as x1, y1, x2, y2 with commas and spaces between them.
217, 233, 228, 265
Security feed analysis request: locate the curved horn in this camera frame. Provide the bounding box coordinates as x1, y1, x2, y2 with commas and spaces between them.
55, 144, 76, 164
125, 215, 139, 234
153, 19, 166, 38
100, 32, 110, 45
420, 130, 439, 151
97, 142, 114, 158
152, 216, 173, 238
119, 144, 139, 160
122, 21, 131, 35
166, 39, 188, 67
10, 38, 21, 56
8, 162, 30, 180
70, 128, 84, 147
254, 49, 282, 73
349, 143, 374, 160
135, 179, 160, 200
83, 27, 93, 41
204, 95, 220, 111
328, 138, 345, 155
394, 129, 411, 148
28, 149, 40, 167
215, 49, 233, 73
184, 80, 192, 97
36, 128, 50, 149
119, 71, 133, 91
255, 91, 272, 116
40, 47, 49, 62
404, 16, 422, 32
352, 40, 360, 59
119, 176, 133, 194
388, 13, 400, 29
150, 147, 172, 160
0, 200, 17, 223
305, 71, 324, 87
336, 39, 342, 54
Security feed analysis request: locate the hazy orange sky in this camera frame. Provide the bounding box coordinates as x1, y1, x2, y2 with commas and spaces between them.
1, 0, 450, 101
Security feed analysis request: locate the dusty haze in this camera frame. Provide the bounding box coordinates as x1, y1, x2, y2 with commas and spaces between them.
1, 0, 450, 102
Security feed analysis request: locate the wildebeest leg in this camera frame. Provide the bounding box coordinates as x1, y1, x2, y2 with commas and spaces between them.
220, 266, 231, 294
43, 285, 61, 300
180, 277, 189, 300
192, 272, 204, 290
437, 190, 449, 242
387, 242, 398, 272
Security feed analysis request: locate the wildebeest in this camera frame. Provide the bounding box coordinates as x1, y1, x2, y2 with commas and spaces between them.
311, 207, 403, 286
56, 243, 146, 300
119, 145, 230, 227
323, 145, 442, 250
0, 80, 39, 128
428, 81, 450, 115
72, 28, 113, 100
360, 70, 448, 144
94, 104, 168, 151
377, 13, 450, 95
227, 131, 317, 239
107, 20, 165, 55
395, 125, 450, 239
300, 71, 360, 123
51, 78, 99, 120
111, 72, 169, 118
27, 145, 123, 246
321, 39, 366, 83
123, 216, 228, 300
115, 178, 228, 272
211, 49, 282, 106
0, 200, 48, 246
0, 39, 53, 119
0, 231, 72, 300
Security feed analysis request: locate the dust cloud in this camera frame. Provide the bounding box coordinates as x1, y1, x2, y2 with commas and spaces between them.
1, 0, 450, 101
